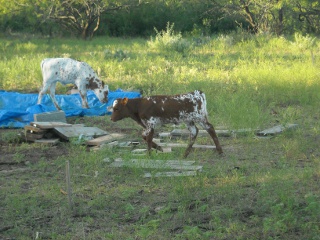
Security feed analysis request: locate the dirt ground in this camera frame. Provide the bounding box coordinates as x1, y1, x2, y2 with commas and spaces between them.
0, 129, 69, 171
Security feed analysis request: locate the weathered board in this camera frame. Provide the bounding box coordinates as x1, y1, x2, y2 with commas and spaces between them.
53, 126, 108, 140
31, 122, 72, 129
158, 143, 216, 149
23, 132, 44, 141
171, 129, 208, 137
109, 159, 202, 171
86, 133, 126, 146
158, 132, 171, 138
131, 149, 148, 154
33, 111, 67, 123
144, 171, 198, 178
34, 139, 60, 145
170, 128, 254, 138
132, 159, 196, 166
257, 124, 298, 136
24, 125, 47, 133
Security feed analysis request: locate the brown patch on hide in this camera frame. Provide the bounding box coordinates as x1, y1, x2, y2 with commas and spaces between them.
86, 77, 99, 90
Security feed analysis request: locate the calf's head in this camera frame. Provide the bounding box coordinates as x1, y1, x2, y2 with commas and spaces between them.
88, 78, 108, 103
94, 84, 109, 103
110, 98, 129, 122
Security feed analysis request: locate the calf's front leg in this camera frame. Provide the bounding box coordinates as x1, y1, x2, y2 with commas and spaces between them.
79, 90, 89, 108
142, 128, 163, 154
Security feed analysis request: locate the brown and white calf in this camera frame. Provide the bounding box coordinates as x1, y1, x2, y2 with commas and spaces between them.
110, 90, 223, 158
37, 58, 109, 110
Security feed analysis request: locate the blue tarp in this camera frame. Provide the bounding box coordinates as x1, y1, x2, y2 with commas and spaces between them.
0, 89, 140, 128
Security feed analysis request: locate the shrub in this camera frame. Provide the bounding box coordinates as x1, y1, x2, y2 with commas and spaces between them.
147, 22, 192, 54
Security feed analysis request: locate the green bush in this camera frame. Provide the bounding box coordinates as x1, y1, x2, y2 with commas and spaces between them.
147, 22, 192, 54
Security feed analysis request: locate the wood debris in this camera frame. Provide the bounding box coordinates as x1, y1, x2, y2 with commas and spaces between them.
53, 126, 108, 140
85, 133, 128, 146
257, 124, 299, 136
158, 124, 297, 139
33, 110, 67, 123
22, 121, 110, 145
144, 171, 198, 178
31, 121, 72, 129
107, 158, 203, 171
158, 142, 216, 149
104, 158, 202, 178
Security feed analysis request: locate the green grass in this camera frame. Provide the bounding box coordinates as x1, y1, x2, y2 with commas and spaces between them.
1, 33, 320, 239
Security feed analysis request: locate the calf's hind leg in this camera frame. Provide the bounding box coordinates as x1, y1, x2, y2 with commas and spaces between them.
200, 120, 223, 154
49, 82, 61, 110
37, 83, 50, 105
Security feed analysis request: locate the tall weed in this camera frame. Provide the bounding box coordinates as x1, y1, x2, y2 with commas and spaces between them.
147, 22, 192, 54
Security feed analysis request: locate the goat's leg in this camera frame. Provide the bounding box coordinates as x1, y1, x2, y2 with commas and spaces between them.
184, 122, 198, 158
49, 83, 61, 110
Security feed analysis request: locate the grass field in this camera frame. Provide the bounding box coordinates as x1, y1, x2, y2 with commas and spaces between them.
1, 32, 320, 239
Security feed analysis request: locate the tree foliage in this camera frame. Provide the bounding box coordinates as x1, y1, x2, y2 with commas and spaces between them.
46, 0, 137, 39
0, 0, 320, 38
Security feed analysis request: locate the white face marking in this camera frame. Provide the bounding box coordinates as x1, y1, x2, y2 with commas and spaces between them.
113, 100, 119, 107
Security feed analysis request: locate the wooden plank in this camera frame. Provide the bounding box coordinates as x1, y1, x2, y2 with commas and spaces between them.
131, 159, 196, 166
257, 124, 298, 136
23, 132, 44, 142
152, 138, 163, 144
160, 147, 172, 153
34, 139, 60, 145
216, 130, 232, 137
131, 149, 148, 154
158, 143, 216, 149
158, 132, 171, 138
171, 129, 207, 137
170, 129, 232, 137
118, 141, 140, 147
144, 171, 198, 178
33, 110, 66, 123
24, 125, 47, 133
109, 159, 202, 171
53, 126, 108, 140
86, 133, 126, 146
31, 122, 72, 129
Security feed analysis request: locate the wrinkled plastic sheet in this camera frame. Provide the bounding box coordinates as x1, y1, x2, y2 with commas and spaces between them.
0, 89, 140, 128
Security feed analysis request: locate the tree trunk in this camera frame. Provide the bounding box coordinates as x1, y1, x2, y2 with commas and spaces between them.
277, 7, 284, 35
240, 0, 258, 33
81, 23, 89, 40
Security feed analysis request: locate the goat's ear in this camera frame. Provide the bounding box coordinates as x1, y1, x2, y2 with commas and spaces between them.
122, 97, 129, 105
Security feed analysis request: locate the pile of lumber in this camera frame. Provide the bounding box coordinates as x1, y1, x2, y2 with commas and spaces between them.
22, 122, 71, 144
22, 121, 109, 145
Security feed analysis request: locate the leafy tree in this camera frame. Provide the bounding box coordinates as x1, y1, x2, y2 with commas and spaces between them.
46, 0, 141, 39
207, 0, 292, 34
0, 0, 48, 33
295, 0, 320, 33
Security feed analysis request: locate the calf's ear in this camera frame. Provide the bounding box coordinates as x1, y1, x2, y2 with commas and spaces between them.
122, 97, 129, 105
